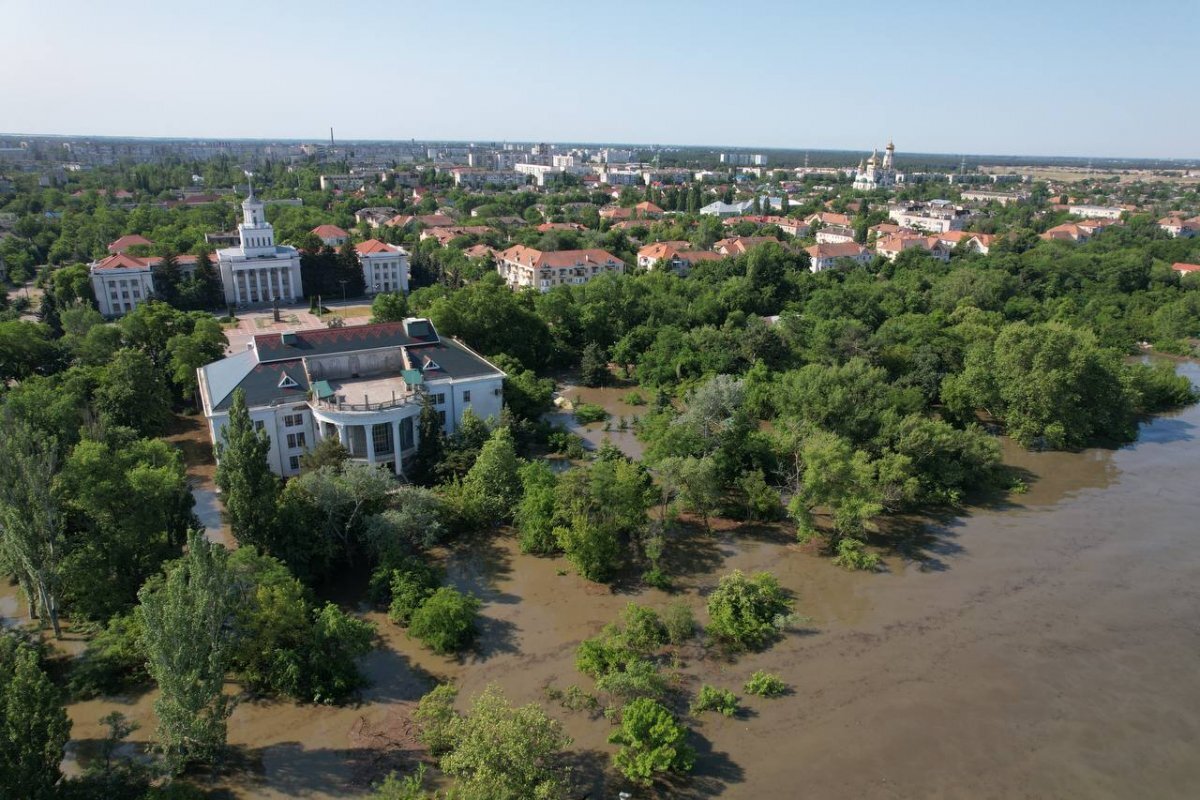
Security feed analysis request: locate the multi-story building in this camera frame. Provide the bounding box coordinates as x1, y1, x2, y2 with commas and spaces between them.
312, 224, 349, 247
805, 242, 871, 272
90, 252, 200, 317
197, 318, 505, 478
1068, 204, 1124, 220
887, 200, 969, 233
875, 234, 951, 263
355, 239, 410, 294
815, 225, 856, 244
961, 189, 1028, 206
450, 169, 526, 189
495, 245, 624, 292
1158, 215, 1200, 238
636, 241, 721, 275
216, 187, 303, 307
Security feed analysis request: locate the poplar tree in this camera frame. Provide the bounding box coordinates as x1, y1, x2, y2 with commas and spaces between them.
214, 389, 280, 547
137, 531, 236, 774
0, 635, 71, 799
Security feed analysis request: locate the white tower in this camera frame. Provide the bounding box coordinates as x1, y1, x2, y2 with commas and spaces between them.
882, 140, 895, 170
238, 181, 275, 255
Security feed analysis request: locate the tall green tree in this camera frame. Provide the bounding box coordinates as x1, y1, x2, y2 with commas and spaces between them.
408, 396, 445, 487
94, 348, 173, 436
0, 422, 65, 637
137, 531, 236, 774
214, 389, 280, 548
460, 426, 521, 525
0, 635, 71, 799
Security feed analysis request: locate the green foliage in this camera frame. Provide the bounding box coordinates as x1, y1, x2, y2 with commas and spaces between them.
620, 603, 668, 654
385, 560, 442, 626
608, 698, 695, 787
370, 291, 409, 323
832, 537, 882, 571
554, 457, 654, 582
69, 613, 148, 699
214, 389, 280, 549
663, 601, 697, 645
690, 684, 738, 717
706, 569, 794, 651
573, 402, 609, 424
414, 683, 459, 756
459, 426, 521, 525
743, 670, 788, 698
0, 634, 71, 800
1127, 361, 1199, 412
371, 764, 431, 800
137, 531, 235, 774
594, 657, 667, 701
579, 342, 611, 387
516, 461, 559, 555
431, 684, 572, 800
409, 587, 482, 654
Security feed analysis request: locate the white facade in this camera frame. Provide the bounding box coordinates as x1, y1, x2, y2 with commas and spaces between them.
92, 262, 154, 317
356, 240, 410, 294
1069, 204, 1124, 220
216, 187, 304, 306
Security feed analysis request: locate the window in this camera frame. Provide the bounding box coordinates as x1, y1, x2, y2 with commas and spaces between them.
437, 410, 446, 425
433, 392, 446, 405
288, 456, 300, 472
400, 417, 414, 449
254, 420, 265, 432
287, 432, 306, 450
462, 390, 471, 403
284, 413, 304, 427
372, 423, 394, 456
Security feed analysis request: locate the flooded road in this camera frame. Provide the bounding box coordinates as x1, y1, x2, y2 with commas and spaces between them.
10, 364, 1200, 798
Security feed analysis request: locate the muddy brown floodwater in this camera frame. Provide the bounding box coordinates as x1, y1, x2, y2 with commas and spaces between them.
4, 365, 1198, 798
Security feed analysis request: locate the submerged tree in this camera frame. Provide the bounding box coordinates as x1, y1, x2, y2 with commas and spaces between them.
0, 634, 71, 799
137, 531, 236, 774
214, 389, 280, 548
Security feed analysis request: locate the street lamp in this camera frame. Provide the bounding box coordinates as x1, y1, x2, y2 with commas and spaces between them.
339, 279, 348, 303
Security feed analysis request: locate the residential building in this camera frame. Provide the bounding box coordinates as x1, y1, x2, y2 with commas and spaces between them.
815, 225, 856, 245
205, 230, 240, 247
420, 226, 493, 246
536, 222, 586, 232
90, 252, 200, 317
107, 233, 153, 253
356, 239, 409, 294
354, 207, 399, 228
852, 141, 901, 191
1068, 204, 1123, 220
805, 211, 853, 228
713, 236, 777, 256
636, 241, 720, 275
888, 200, 969, 233
805, 242, 871, 272
936, 230, 995, 254
961, 189, 1028, 206
1158, 215, 1200, 238
495, 245, 624, 292
450, 169, 526, 189
216, 187, 304, 307
637, 241, 690, 269
699, 200, 754, 217
1171, 262, 1200, 276
312, 224, 349, 247
875, 234, 951, 263
319, 174, 366, 192
197, 319, 505, 478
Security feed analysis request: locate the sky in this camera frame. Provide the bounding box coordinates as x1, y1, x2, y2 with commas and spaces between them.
3, 0, 1197, 159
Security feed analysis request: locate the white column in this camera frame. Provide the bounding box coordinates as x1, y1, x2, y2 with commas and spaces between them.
232, 271, 241, 304
365, 424, 376, 465
337, 424, 348, 448
254, 271, 263, 303
393, 420, 403, 476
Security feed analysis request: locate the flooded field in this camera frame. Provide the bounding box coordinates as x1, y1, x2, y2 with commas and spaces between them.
6, 365, 1199, 798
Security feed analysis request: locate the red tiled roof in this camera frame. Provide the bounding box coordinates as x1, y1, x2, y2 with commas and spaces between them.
312, 224, 348, 238
108, 234, 153, 253
806, 242, 867, 259
497, 245, 624, 269
355, 239, 399, 255
1171, 262, 1200, 273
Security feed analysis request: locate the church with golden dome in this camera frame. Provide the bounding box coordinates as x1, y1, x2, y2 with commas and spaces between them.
853, 140, 901, 191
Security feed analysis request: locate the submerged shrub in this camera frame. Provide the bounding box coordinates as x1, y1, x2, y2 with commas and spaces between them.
743, 670, 787, 698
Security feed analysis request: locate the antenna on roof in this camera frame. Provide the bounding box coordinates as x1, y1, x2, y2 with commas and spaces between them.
243, 170, 254, 197
330, 127, 334, 148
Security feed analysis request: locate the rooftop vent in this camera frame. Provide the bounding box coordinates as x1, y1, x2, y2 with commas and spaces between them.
278, 372, 299, 389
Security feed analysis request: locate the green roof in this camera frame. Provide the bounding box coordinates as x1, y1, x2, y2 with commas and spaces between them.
401, 369, 424, 386
313, 380, 335, 399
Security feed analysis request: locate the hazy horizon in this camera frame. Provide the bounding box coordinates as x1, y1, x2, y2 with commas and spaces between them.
4, 0, 1197, 160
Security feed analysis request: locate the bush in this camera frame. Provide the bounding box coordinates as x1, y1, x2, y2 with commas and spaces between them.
409, 587, 482, 654
832, 537, 881, 571
706, 570, 794, 651
414, 683, 459, 756
573, 403, 609, 424
609, 698, 695, 787
386, 560, 442, 626
743, 671, 787, 698
690, 685, 738, 717
555, 519, 621, 582
663, 601, 697, 645
575, 627, 635, 678
622, 390, 647, 406
69, 612, 149, 699
621, 603, 667, 654
1128, 361, 1199, 412
594, 658, 667, 701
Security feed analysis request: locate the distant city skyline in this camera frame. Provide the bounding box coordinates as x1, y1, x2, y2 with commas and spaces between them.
4, 0, 1197, 160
